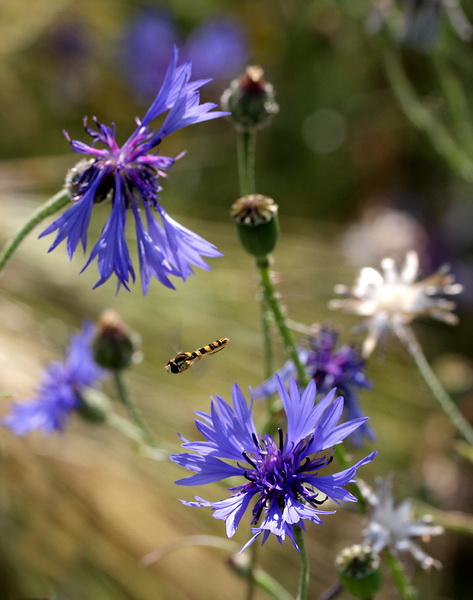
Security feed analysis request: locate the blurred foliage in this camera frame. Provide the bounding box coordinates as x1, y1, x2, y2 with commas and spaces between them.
1, 0, 473, 599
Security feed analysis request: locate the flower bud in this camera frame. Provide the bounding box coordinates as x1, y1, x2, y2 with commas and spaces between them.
92, 310, 137, 371
336, 544, 382, 599
76, 388, 111, 424
231, 194, 279, 258
221, 66, 279, 130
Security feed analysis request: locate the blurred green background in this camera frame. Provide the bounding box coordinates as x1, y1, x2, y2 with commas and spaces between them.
1, 0, 473, 598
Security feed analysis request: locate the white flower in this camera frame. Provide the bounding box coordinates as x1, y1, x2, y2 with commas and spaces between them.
362, 476, 444, 570
329, 251, 462, 357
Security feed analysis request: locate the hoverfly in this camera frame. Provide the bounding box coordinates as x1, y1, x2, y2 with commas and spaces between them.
165, 338, 229, 374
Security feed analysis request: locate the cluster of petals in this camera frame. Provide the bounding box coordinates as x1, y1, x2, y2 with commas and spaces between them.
329, 251, 462, 357
362, 476, 444, 569
171, 376, 377, 550
41, 46, 227, 293
3, 323, 105, 435
253, 327, 374, 446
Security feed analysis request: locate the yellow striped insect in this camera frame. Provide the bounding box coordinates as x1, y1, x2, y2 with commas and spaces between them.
165, 338, 229, 374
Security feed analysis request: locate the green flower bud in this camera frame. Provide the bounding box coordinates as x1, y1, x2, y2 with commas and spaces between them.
92, 310, 138, 371
336, 544, 383, 599
76, 388, 111, 424
221, 66, 279, 130
231, 194, 279, 258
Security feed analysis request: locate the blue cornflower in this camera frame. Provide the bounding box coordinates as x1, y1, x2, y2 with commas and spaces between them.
186, 17, 249, 80
253, 328, 375, 446
171, 377, 377, 550
3, 323, 106, 435
120, 8, 178, 103
40, 47, 227, 293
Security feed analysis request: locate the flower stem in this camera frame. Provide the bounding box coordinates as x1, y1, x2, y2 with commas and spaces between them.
405, 326, 473, 446
245, 543, 258, 600
112, 369, 157, 448
383, 45, 473, 184
237, 128, 256, 196
106, 412, 146, 444
294, 526, 310, 600
257, 258, 309, 387
0, 188, 71, 274
384, 551, 418, 600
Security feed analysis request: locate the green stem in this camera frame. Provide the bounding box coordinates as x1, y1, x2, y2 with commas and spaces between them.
236, 125, 263, 600
404, 326, 473, 446
383, 551, 418, 600
258, 258, 309, 387
258, 257, 368, 507
106, 412, 146, 444
432, 51, 473, 151
295, 526, 310, 600
260, 294, 277, 418
245, 543, 258, 600
0, 188, 71, 273
237, 128, 256, 196
112, 369, 157, 448
383, 45, 473, 183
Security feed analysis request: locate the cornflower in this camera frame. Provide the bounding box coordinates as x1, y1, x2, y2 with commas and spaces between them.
3, 323, 106, 435
171, 377, 377, 550
40, 46, 227, 293
253, 327, 374, 446
329, 251, 462, 357
363, 476, 444, 569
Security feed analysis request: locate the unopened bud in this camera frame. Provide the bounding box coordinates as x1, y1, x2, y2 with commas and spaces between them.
221, 66, 279, 130
336, 544, 382, 598
231, 194, 279, 258
76, 388, 111, 424
92, 310, 137, 371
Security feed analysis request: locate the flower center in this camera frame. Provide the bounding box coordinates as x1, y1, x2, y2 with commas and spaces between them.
239, 432, 331, 524
373, 283, 422, 315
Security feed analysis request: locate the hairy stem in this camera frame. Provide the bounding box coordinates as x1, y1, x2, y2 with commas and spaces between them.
384, 551, 418, 600
383, 45, 473, 183
0, 188, 71, 274
405, 326, 473, 446
237, 129, 256, 197
295, 526, 310, 600
112, 369, 157, 448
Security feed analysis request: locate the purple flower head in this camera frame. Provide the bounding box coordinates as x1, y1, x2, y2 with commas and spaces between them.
253, 327, 375, 446
120, 8, 179, 103
186, 17, 249, 80
41, 47, 227, 293
3, 323, 106, 435
171, 377, 377, 550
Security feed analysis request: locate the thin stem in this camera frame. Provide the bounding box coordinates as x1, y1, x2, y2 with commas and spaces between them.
106, 412, 146, 444
236, 125, 262, 600
245, 543, 258, 600
237, 128, 256, 196
258, 259, 309, 387
260, 294, 277, 418
405, 326, 473, 446
258, 257, 368, 507
112, 369, 157, 448
295, 526, 310, 600
0, 188, 71, 273
383, 45, 473, 183
432, 51, 473, 152
384, 551, 418, 600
